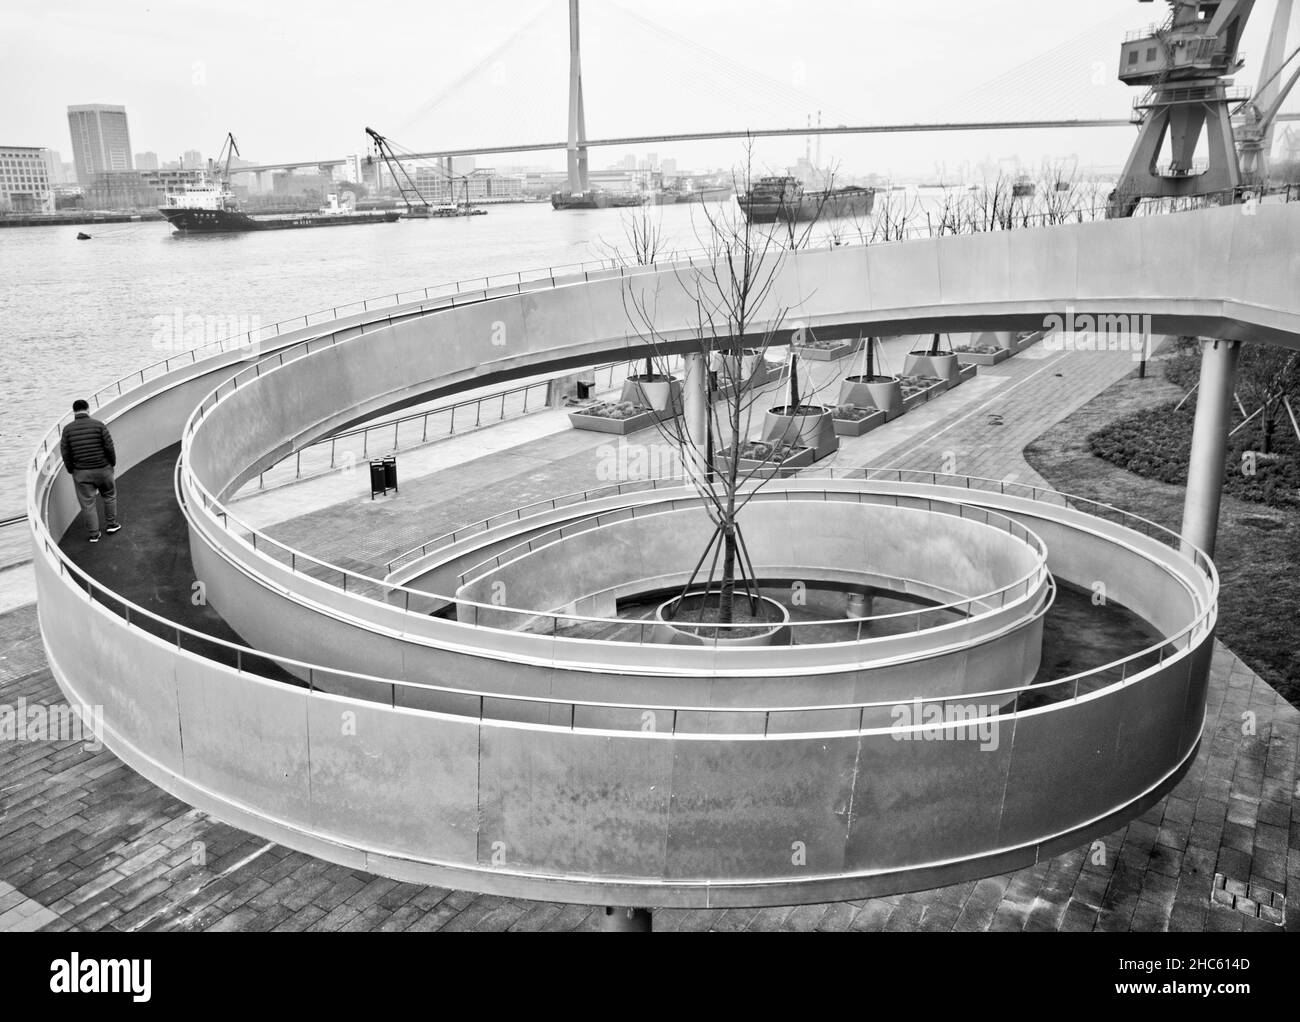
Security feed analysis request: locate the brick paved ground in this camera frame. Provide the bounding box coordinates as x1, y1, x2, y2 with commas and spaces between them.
2, 339, 1297, 931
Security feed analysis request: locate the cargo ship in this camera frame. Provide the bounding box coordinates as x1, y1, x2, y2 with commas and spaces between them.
160, 185, 399, 233
551, 188, 645, 210
737, 176, 875, 224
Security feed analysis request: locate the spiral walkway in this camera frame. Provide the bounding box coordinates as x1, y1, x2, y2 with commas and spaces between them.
24, 203, 1300, 910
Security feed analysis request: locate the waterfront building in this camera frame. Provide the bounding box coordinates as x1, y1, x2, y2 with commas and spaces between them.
411, 167, 524, 203
135, 151, 159, 171
0, 146, 54, 213
83, 171, 155, 210
66, 104, 133, 185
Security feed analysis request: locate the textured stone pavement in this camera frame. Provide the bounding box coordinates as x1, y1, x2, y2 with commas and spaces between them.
2, 339, 1297, 931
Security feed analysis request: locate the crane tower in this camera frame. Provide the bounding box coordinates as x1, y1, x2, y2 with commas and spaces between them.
1109, 1, 1254, 217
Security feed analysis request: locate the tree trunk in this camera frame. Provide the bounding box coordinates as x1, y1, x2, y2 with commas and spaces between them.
1262, 414, 1275, 455
718, 525, 736, 625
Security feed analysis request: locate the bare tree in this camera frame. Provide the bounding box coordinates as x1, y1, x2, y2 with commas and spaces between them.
599, 203, 674, 383
619, 142, 838, 630
1237, 345, 1300, 454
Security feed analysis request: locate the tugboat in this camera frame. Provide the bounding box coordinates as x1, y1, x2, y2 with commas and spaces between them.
737, 176, 874, 224
159, 133, 400, 234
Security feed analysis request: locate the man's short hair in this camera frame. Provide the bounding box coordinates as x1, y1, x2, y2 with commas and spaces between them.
72, 399, 89, 413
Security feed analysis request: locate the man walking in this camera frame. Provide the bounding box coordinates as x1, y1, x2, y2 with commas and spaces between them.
60, 399, 121, 544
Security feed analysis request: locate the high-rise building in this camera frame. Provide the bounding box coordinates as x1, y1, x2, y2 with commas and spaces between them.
183, 149, 203, 170
41, 149, 66, 185
67, 105, 133, 184
135, 151, 159, 171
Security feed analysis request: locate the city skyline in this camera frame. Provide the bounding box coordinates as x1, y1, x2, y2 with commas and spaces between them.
5, 0, 1299, 181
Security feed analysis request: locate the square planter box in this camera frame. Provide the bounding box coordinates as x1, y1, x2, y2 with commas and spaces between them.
717, 445, 816, 478
568, 408, 658, 435
1013, 330, 1046, 353
799, 337, 864, 362
958, 363, 978, 383
832, 409, 886, 437
954, 348, 1010, 367
899, 379, 945, 412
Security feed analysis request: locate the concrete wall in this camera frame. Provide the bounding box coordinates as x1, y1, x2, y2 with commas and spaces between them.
33, 538, 1211, 907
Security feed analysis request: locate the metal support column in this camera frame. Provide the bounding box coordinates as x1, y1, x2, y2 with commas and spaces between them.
1180, 338, 1240, 558
682, 352, 709, 457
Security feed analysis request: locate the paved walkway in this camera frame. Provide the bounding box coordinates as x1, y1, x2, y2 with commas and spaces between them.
2, 338, 1296, 931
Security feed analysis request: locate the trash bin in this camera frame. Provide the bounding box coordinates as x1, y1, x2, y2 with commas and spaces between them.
382, 456, 398, 493
369, 460, 386, 499
576, 380, 593, 400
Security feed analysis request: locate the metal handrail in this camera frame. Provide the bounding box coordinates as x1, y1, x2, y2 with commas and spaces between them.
24, 197, 1225, 720
184, 458, 1057, 639
32, 185, 1293, 476
180, 452, 1213, 657
173, 195, 1247, 631
451, 492, 1050, 631
33, 522, 1192, 730
247, 356, 659, 488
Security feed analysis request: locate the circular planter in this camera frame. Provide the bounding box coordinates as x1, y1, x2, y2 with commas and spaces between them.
839, 374, 902, 418
903, 351, 960, 387
621, 373, 682, 413
652, 591, 791, 647
763, 405, 839, 460
845, 591, 875, 619
716, 348, 766, 385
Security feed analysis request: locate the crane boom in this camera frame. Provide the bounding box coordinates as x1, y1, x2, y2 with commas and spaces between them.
365, 126, 430, 212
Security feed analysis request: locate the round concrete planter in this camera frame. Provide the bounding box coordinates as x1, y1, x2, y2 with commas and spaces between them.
653, 592, 791, 647
903, 351, 960, 386
621, 373, 682, 413
715, 348, 766, 383
845, 591, 875, 619
763, 405, 839, 459
839, 375, 902, 418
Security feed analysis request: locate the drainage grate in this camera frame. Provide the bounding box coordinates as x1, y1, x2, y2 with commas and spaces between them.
1212, 873, 1286, 925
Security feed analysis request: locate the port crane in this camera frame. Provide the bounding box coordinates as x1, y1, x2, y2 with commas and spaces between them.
202, 132, 241, 188
364, 127, 486, 217
1109, 0, 1299, 215
365, 127, 432, 215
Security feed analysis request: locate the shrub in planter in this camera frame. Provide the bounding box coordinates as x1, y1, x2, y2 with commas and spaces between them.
583, 400, 641, 421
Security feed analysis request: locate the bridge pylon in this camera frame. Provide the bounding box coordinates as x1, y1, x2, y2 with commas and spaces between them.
566, 0, 590, 195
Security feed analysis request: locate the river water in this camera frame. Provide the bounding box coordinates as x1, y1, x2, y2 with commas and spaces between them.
0, 194, 951, 518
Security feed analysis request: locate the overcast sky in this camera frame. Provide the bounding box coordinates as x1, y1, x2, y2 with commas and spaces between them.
4, 0, 1297, 177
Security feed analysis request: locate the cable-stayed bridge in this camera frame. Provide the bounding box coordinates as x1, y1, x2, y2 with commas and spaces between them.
229, 0, 1300, 189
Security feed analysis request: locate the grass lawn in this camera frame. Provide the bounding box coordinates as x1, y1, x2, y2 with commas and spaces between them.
1024, 361, 1300, 710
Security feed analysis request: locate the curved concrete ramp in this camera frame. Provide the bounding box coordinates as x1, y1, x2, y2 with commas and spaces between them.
30, 202, 1300, 907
